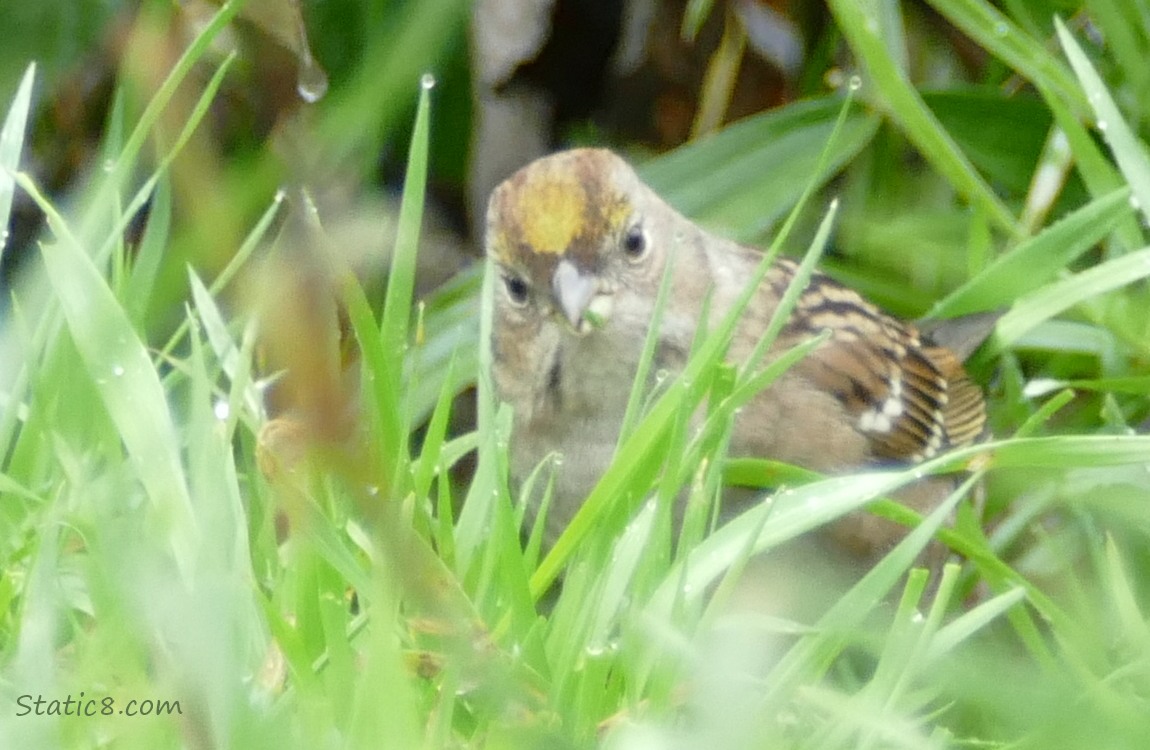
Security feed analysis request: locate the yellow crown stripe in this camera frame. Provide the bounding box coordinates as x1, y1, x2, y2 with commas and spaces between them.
516, 172, 588, 255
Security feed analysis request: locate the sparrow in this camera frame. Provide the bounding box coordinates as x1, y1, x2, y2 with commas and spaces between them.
484, 148, 985, 556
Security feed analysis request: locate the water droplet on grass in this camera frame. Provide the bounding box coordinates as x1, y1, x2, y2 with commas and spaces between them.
297, 58, 328, 103
420, 73, 436, 91
291, 0, 328, 102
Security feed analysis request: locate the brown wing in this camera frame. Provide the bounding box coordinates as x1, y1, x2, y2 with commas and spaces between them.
775, 261, 987, 463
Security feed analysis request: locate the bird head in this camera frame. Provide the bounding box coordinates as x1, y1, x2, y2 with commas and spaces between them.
485, 149, 660, 335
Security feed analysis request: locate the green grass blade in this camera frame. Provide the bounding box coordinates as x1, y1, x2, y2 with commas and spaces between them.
644, 468, 930, 622
928, 587, 1028, 659
188, 268, 242, 380
0, 62, 34, 267
925, 0, 1089, 117
617, 237, 680, 445
930, 187, 1133, 318
96, 1, 239, 214
124, 174, 171, 326
641, 96, 879, 240
455, 256, 512, 572
158, 190, 283, 361
1040, 84, 1146, 251
985, 434, 1150, 467
827, 0, 1020, 235
17, 174, 197, 575
376, 76, 433, 487
1056, 17, 1150, 230
763, 478, 971, 704
990, 244, 1150, 353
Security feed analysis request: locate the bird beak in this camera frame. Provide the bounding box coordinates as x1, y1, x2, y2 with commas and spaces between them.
552, 259, 598, 332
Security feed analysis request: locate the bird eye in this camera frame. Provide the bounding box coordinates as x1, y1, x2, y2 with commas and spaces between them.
621, 223, 649, 262
502, 273, 530, 306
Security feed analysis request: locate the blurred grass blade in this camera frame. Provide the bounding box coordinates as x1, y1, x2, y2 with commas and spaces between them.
641, 97, 879, 240
926, 0, 1088, 117
158, 190, 283, 361
645, 469, 926, 622
588, 498, 657, 648
1041, 84, 1145, 251
827, 0, 1019, 235
1056, 17, 1150, 229
17, 173, 198, 575
316, 0, 467, 171
375, 75, 432, 487
930, 187, 1133, 318
990, 244, 1150, 352
0, 63, 34, 266
928, 587, 1027, 659
403, 264, 481, 426
681, 0, 718, 40
986, 434, 1150, 467
124, 174, 171, 326
691, 6, 746, 138
1104, 537, 1150, 648
647, 431, 1150, 623
97, 0, 239, 213
188, 268, 242, 380
764, 477, 971, 703
455, 256, 512, 571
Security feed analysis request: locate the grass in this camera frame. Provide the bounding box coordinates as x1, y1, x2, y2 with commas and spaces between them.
2, 2, 1150, 748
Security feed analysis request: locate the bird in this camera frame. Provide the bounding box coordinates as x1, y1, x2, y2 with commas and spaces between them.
483, 147, 986, 559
